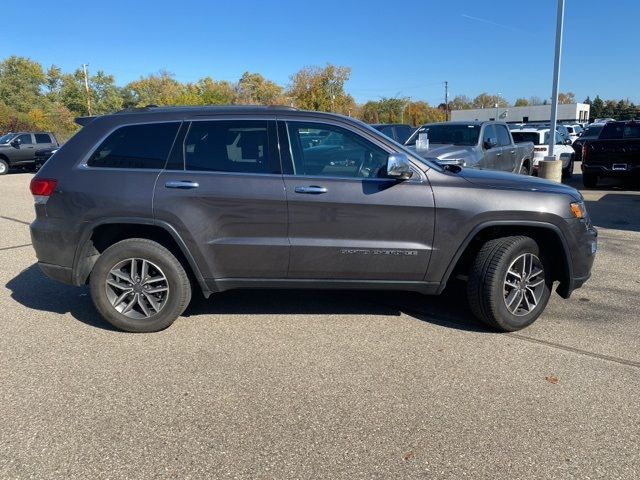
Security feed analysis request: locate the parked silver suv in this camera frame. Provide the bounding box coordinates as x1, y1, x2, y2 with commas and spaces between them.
30, 106, 597, 332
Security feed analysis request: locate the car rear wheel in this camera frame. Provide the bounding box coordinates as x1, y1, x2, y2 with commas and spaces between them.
90, 238, 191, 332
519, 163, 530, 175
0, 159, 9, 175
467, 236, 552, 331
582, 172, 598, 188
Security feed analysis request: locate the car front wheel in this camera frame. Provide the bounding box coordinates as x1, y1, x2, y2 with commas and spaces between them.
0, 159, 9, 175
467, 236, 552, 331
90, 238, 191, 332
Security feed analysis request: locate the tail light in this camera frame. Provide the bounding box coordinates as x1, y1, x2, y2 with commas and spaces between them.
30, 178, 58, 204
581, 143, 588, 161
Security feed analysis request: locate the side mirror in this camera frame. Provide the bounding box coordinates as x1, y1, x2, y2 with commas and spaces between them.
386, 153, 413, 180
10, 139, 20, 148
484, 137, 498, 149
564, 139, 572, 145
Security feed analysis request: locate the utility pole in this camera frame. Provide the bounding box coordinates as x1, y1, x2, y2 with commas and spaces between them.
444, 81, 449, 121
82, 63, 92, 116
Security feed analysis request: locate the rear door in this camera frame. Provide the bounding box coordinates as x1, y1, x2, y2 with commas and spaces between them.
34, 133, 56, 150
279, 118, 434, 281
154, 117, 289, 281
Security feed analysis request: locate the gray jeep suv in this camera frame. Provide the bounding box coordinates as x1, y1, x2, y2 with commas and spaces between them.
30, 106, 597, 332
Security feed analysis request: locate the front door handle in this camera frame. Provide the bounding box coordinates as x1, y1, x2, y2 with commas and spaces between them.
510, 150, 515, 154
294, 185, 327, 194
165, 180, 199, 189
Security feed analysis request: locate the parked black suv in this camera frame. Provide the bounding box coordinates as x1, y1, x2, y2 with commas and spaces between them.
30, 106, 597, 332
0, 132, 59, 174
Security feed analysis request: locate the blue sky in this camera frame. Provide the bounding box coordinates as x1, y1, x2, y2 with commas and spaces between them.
1, 0, 638, 104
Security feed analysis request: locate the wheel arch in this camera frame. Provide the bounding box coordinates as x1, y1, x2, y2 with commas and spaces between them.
438, 220, 573, 297
72, 218, 210, 297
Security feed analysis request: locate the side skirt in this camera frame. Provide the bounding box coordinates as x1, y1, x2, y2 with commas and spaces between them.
206, 278, 441, 295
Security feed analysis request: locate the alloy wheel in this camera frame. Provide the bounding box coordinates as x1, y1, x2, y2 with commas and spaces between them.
503, 253, 545, 316
105, 258, 169, 319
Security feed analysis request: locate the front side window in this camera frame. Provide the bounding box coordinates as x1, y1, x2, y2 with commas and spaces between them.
184, 121, 271, 174
495, 125, 512, 146
286, 122, 388, 178
483, 125, 497, 147
87, 122, 180, 169
35, 133, 52, 143
17, 134, 33, 145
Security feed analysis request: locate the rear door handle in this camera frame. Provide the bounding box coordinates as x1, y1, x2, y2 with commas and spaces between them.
510, 150, 515, 154
294, 185, 327, 194
165, 180, 199, 189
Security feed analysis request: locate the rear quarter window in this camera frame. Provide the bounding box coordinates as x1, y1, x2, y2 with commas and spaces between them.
87, 122, 180, 169
35, 133, 52, 143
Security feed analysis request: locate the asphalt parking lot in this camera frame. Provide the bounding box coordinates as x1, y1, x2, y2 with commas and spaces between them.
1, 166, 639, 479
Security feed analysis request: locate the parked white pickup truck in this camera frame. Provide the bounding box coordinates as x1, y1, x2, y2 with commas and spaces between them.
405, 121, 535, 174
510, 127, 575, 179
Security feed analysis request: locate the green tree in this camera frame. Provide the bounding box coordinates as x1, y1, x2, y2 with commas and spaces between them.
473, 93, 507, 109
528, 96, 544, 105
450, 95, 472, 110
590, 95, 604, 119
288, 64, 354, 114
514, 98, 529, 107
0, 56, 46, 112
127, 71, 185, 106
237, 72, 283, 104
91, 70, 123, 115
195, 77, 237, 105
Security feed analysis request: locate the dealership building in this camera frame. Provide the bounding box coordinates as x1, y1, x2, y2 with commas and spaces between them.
450, 103, 590, 124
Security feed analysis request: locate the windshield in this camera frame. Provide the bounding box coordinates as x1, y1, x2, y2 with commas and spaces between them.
405, 124, 480, 146
0, 133, 15, 144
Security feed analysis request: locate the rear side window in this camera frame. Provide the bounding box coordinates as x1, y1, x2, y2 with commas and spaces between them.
184, 121, 271, 174
624, 124, 640, 139
599, 123, 624, 140
377, 125, 394, 138
87, 122, 180, 169
511, 132, 542, 145
35, 134, 52, 143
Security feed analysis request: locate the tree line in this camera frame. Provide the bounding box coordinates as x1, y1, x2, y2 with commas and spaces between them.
0, 55, 637, 141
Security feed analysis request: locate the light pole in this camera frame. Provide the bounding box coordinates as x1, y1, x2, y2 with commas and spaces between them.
495, 92, 501, 120
540, 0, 565, 182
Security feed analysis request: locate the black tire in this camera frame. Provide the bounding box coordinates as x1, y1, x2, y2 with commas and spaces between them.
0, 158, 9, 175
89, 238, 191, 332
519, 162, 530, 175
582, 172, 597, 188
467, 236, 552, 332
562, 157, 574, 179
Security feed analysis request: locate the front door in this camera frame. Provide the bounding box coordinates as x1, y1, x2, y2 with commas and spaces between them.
13, 133, 36, 164
480, 125, 500, 170
279, 120, 435, 281
495, 124, 516, 171
154, 118, 289, 281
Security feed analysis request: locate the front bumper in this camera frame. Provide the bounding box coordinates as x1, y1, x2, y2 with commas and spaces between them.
557, 220, 597, 298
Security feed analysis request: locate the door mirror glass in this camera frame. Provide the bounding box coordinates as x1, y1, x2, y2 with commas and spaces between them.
484, 137, 498, 149
386, 153, 413, 180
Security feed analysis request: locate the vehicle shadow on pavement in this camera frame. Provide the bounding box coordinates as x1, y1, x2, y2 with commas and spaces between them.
7, 264, 487, 333
5, 263, 117, 331
183, 279, 489, 333
584, 194, 640, 232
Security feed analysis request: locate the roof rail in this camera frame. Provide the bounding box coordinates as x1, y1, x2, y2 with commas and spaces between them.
114, 104, 299, 114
